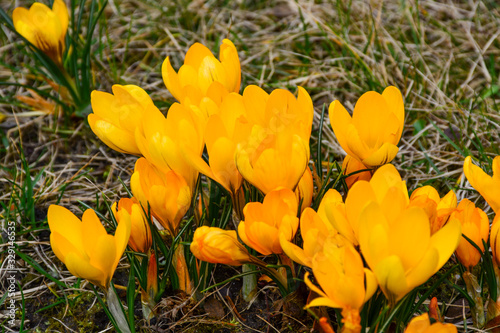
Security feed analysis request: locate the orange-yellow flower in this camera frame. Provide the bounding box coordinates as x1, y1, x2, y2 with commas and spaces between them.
130, 158, 191, 236
190, 226, 253, 266
329, 86, 404, 168
404, 313, 457, 333
342, 155, 372, 189
409, 186, 457, 235
135, 101, 207, 189
280, 207, 334, 268
162, 39, 240, 105
359, 198, 461, 304
451, 199, 489, 270
13, 0, 69, 65
48, 205, 130, 290
184, 93, 251, 196
464, 156, 500, 213
304, 235, 378, 332
112, 198, 152, 253
238, 188, 299, 255
88, 85, 156, 155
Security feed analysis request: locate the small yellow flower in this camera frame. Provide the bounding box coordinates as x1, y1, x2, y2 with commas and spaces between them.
409, 186, 457, 235
13, 0, 69, 65
112, 198, 152, 254
304, 235, 378, 332
88, 85, 156, 155
190, 226, 253, 266
451, 199, 489, 270
295, 167, 314, 212
238, 188, 299, 255
404, 313, 457, 333
48, 205, 131, 290
342, 155, 372, 189
135, 101, 206, 190
329, 86, 404, 168
464, 156, 500, 213
130, 158, 191, 236
162, 39, 241, 105
280, 207, 334, 268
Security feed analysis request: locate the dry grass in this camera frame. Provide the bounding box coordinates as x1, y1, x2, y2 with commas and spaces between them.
0, 0, 499, 331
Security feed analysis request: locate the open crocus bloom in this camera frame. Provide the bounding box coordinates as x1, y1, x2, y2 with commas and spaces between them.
13, 0, 69, 65
48, 205, 131, 290
329, 86, 404, 168
162, 39, 241, 105
190, 226, 253, 266
89, 85, 156, 155
304, 235, 378, 333
238, 188, 299, 255
358, 200, 461, 304
464, 155, 500, 213
451, 199, 489, 270
280, 207, 334, 268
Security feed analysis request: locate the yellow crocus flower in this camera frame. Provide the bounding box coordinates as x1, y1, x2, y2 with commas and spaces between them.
409, 186, 457, 235
130, 158, 191, 236
88, 85, 156, 155
280, 207, 334, 268
13, 0, 69, 66
112, 198, 152, 254
190, 226, 253, 266
464, 155, 500, 213
135, 101, 207, 190
451, 199, 489, 270
304, 235, 378, 333
48, 205, 131, 290
162, 39, 241, 105
238, 188, 299, 255
329, 86, 404, 168
358, 200, 461, 304
404, 313, 457, 333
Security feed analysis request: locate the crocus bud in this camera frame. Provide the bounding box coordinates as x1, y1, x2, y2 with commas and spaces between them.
190, 226, 252, 266
112, 198, 152, 253
452, 199, 489, 270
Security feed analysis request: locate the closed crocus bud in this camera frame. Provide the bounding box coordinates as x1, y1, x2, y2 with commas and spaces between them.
359, 201, 461, 305
404, 313, 457, 333
190, 226, 253, 266
162, 39, 241, 105
342, 155, 372, 189
13, 0, 69, 66
48, 205, 131, 290
88, 85, 156, 155
295, 167, 314, 212
280, 208, 334, 268
329, 86, 404, 168
112, 198, 152, 253
304, 235, 378, 333
131, 158, 192, 236
452, 199, 489, 270
238, 188, 299, 255
409, 186, 457, 235
464, 156, 500, 213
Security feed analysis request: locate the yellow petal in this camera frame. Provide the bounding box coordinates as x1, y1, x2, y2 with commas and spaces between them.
65, 252, 105, 288
52, 0, 69, 37
329, 100, 355, 156
374, 255, 409, 303
47, 205, 85, 253
81, 209, 108, 258
162, 56, 183, 102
